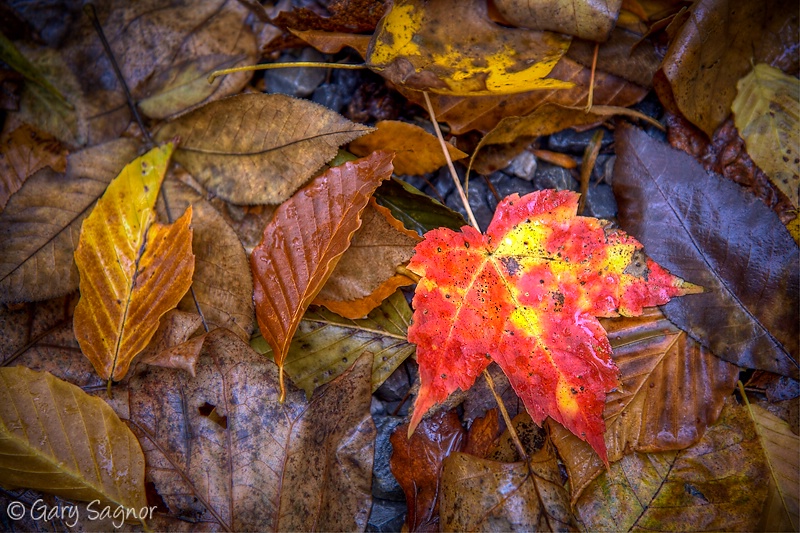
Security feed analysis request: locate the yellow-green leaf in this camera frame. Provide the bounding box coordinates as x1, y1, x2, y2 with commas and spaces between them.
73, 144, 195, 381
732, 63, 800, 208
0, 366, 146, 511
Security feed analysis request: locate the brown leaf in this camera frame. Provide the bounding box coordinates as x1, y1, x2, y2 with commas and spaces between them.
567, 28, 661, 88
658, 0, 798, 136
137, 309, 204, 377
614, 124, 799, 377
390, 410, 466, 532
549, 307, 739, 504
462, 408, 500, 458
494, 0, 622, 41
127, 329, 375, 531
0, 123, 67, 209
290, 28, 372, 56
349, 120, 468, 175
155, 93, 373, 204
0, 366, 146, 511
0, 138, 139, 303
251, 151, 393, 396
440, 443, 578, 531
314, 200, 420, 319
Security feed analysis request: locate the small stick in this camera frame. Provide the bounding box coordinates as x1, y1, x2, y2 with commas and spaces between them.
208, 62, 367, 84
483, 370, 528, 461
578, 129, 604, 215
585, 41, 600, 112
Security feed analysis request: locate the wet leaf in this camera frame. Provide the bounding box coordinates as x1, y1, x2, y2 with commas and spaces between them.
315, 201, 420, 319
408, 189, 698, 462
127, 329, 375, 531
732, 63, 800, 208
155, 93, 373, 204
0, 366, 146, 511
0, 123, 67, 209
614, 124, 799, 377
137, 309, 205, 377
390, 410, 465, 532
550, 307, 739, 504
567, 28, 661, 88
494, 0, 622, 41
575, 401, 770, 531
251, 151, 393, 396
0, 138, 139, 303
252, 289, 415, 396
74, 145, 195, 381
374, 177, 467, 237
440, 443, 578, 532
349, 120, 467, 175
367, 0, 572, 96
658, 0, 798, 136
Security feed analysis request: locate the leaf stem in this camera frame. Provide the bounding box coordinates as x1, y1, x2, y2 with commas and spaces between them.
207, 62, 368, 84
483, 369, 528, 461
422, 91, 480, 231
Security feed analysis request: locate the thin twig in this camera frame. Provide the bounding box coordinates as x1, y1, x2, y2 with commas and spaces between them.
483, 370, 528, 461
422, 91, 480, 231
585, 41, 600, 112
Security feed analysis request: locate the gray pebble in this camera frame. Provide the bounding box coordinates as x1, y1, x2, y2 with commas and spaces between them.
367, 499, 407, 532
264, 48, 327, 97
488, 172, 537, 212
504, 151, 537, 181
533, 162, 579, 192
548, 127, 612, 154
583, 183, 618, 219
371, 416, 406, 501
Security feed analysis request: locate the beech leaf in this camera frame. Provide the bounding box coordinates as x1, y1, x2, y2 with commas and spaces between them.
493, 0, 622, 42
74, 144, 195, 381
732, 63, 800, 208
367, 0, 573, 95
0, 123, 68, 209
0, 138, 140, 303
154, 93, 373, 204
614, 124, 799, 377
407, 189, 699, 462
251, 151, 394, 397
0, 366, 146, 512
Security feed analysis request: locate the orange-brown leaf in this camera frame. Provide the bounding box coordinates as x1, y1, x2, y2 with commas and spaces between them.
0, 123, 67, 208
251, 151, 394, 382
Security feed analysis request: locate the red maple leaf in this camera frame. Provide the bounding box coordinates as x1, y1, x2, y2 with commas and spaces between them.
407, 190, 699, 462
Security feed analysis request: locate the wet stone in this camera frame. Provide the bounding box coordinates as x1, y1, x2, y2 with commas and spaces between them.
444, 176, 494, 230
371, 416, 406, 501
488, 172, 537, 212
311, 68, 360, 112
584, 183, 618, 219
548, 127, 613, 154
367, 498, 406, 532
504, 150, 537, 181
264, 48, 326, 97
375, 361, 415, 402
533, 162, 579, 192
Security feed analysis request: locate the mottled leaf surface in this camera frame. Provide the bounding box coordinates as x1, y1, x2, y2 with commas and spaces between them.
494, 0, 622, 41
614, 124, 799, 377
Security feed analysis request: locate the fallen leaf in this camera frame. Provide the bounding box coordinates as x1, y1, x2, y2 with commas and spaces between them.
440, 443, 578, 531
252, 289, 415, 396
155, 93, 373, 204
0, 32, 70, 108
390, 410, 465, 532
0, 138, 139, 303
127, 329, 375, 531
290, 28, 372, 56
251, 151, 393, 397
0, 123, 67, 209
550, 306, 739, 504
462, 408, 500, 458
349, 120, 468, 175
73, 144, 195, 382
407, 189, 698, 462
614, 124, 799, 377
0, 366, 146, 512
367, 0, 572, 95
494, 0, 622, 41
314, 200, 420, 319
749, 403, 799, 531
658, 0, 798, 136
732, 63, 800, 208
374, 177, 467, 236
137, 309, 205, 377
567, 28, 662, 88
575, 400, 770, 531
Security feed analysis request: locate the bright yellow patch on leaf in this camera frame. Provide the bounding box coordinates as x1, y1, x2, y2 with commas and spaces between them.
74, 144, 195, 382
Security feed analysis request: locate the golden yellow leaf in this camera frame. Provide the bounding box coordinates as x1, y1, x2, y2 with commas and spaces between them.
73, 144, 195, 381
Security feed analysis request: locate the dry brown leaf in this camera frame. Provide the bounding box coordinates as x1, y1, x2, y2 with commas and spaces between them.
0, 138, 139, 303
349, 120, 468, 175
314, 200, 420, 319
137, 309, 205, 377
494, 0, 622, 41
290, 28, 372, 56
155, 93, 373, 204
127, 329, 375, 531
0, 123, 67, 209
567, 28, 661, 88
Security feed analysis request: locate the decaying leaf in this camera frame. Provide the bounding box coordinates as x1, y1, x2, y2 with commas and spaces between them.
567, 28, 661, 88
440, 443, 578, 531
732, 63, 800, 208
0, 366, 146, 512
314, 201, 420, 319
137, 309, 205, 377
614, 124, 799, 378
0, 138, 139, 303
407, 189, 699, 462
348, 120, 467, 175
0, 123, 67, 209
494, 0, 622, 42
575, 401, 770, 531
251, 151, 393, 398
155, 93, 372, 204
74, 144, 195, 382
127, 329, 375, 531
367, 0, 573, 95
252, 289, 415, 396
374, 177, 467, 237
